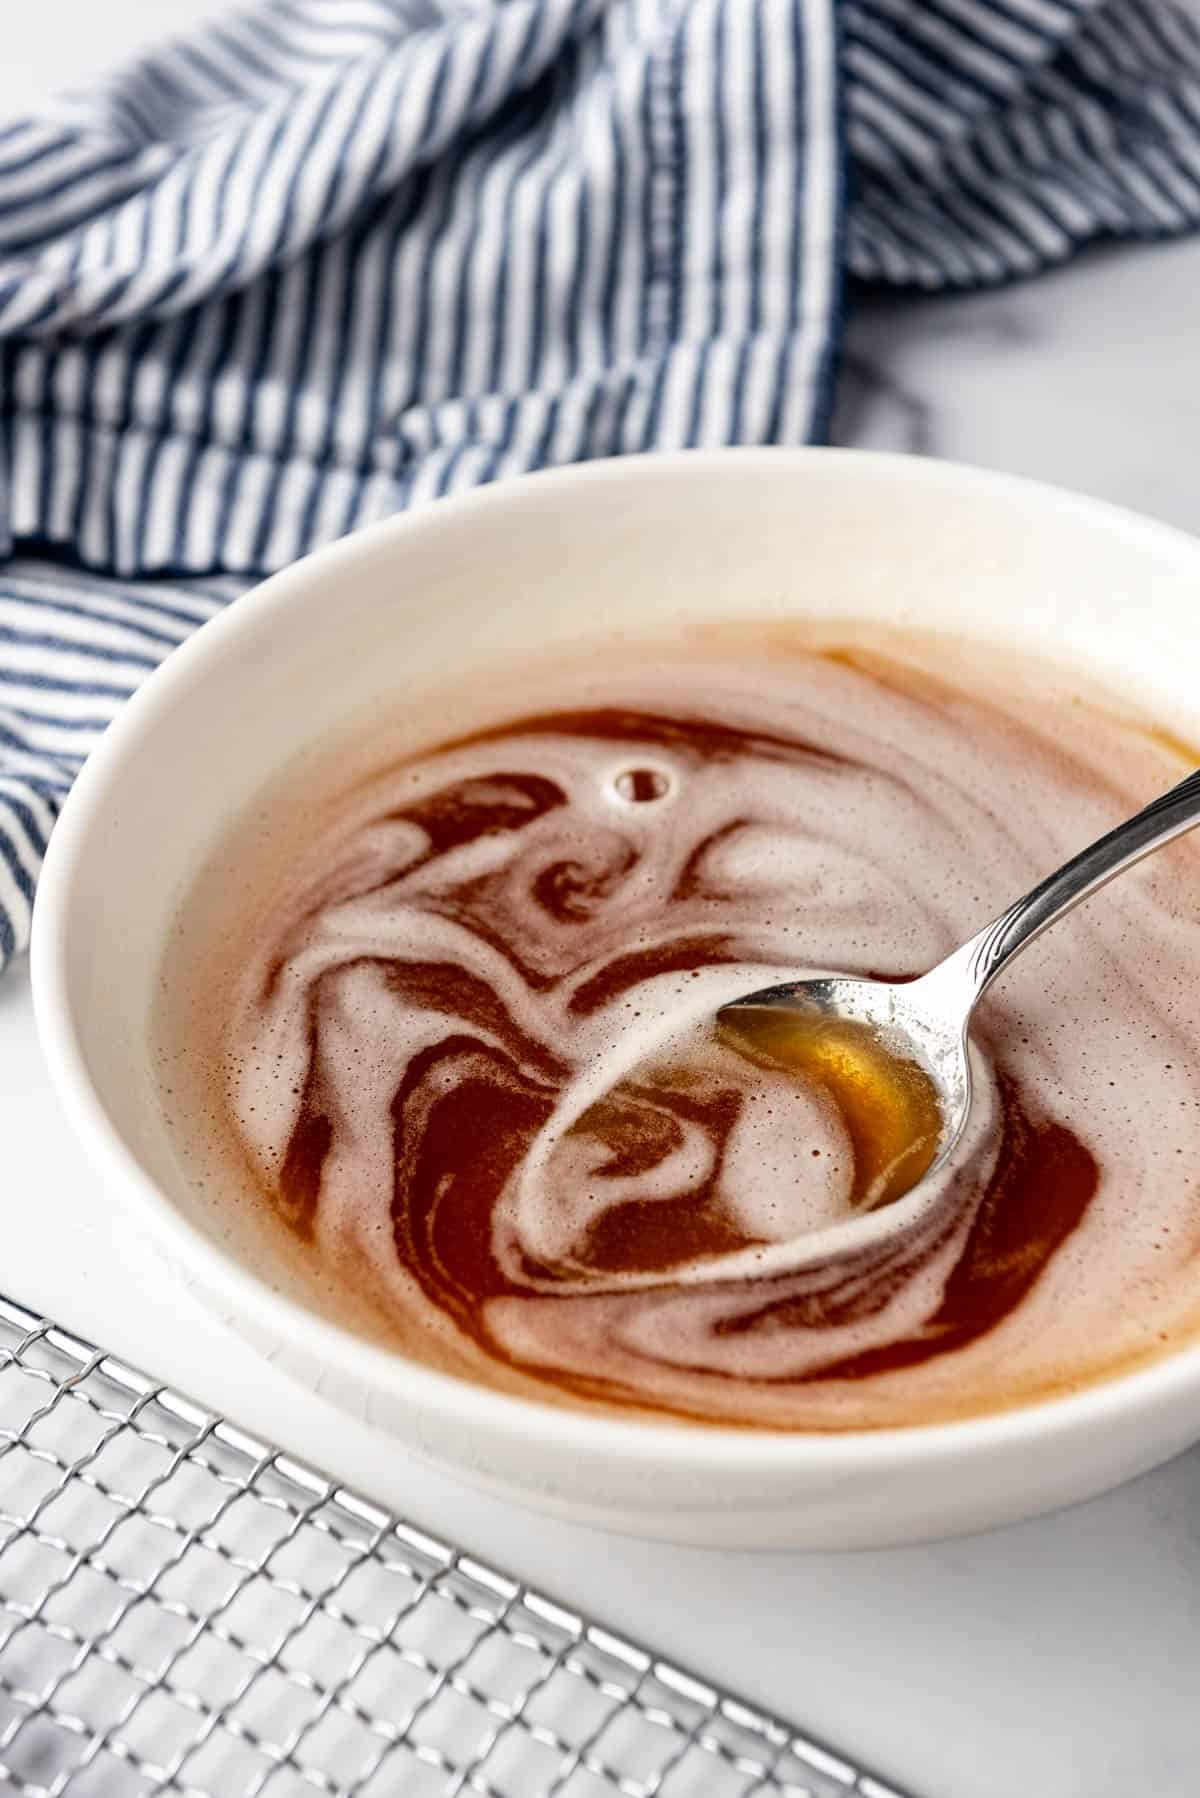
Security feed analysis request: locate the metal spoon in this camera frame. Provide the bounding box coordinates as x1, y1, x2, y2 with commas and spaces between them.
720, 766, 1200, 1190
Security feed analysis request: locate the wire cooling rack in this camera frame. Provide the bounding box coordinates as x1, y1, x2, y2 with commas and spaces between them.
0, 1295, 913, 1798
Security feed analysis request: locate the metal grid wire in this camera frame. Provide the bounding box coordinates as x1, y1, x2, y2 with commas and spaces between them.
0, 1295, 912, 1798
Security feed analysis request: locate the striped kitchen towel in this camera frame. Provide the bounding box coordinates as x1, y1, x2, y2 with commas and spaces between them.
2, 0, 1200, 968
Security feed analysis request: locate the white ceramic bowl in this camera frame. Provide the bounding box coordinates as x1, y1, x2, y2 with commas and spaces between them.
32, 449, 1200, 1549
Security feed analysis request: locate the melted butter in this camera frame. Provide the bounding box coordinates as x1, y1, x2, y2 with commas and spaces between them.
160, 640, 1200, 1430
718, 1008, 944, 1212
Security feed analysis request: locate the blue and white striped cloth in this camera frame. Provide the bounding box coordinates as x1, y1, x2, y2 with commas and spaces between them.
2, 0, 1200, 969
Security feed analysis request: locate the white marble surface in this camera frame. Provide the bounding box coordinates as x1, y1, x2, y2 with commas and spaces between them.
5, 7, 1200, 1798
839, 235, 1200, 537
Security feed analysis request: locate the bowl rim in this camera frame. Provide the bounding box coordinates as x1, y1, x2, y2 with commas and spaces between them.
31, 444, 1200, 1472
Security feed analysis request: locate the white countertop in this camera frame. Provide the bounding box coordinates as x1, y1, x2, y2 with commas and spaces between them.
5, 10, 1200, 1798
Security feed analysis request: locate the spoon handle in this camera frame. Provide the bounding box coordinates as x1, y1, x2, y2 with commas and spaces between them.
920, 765, 1200, 1012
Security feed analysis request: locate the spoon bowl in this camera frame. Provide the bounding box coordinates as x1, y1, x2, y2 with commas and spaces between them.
721, 969, 973, 1189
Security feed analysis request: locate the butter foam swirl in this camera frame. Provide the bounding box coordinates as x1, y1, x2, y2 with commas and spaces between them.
175, 648, 1200, 1428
